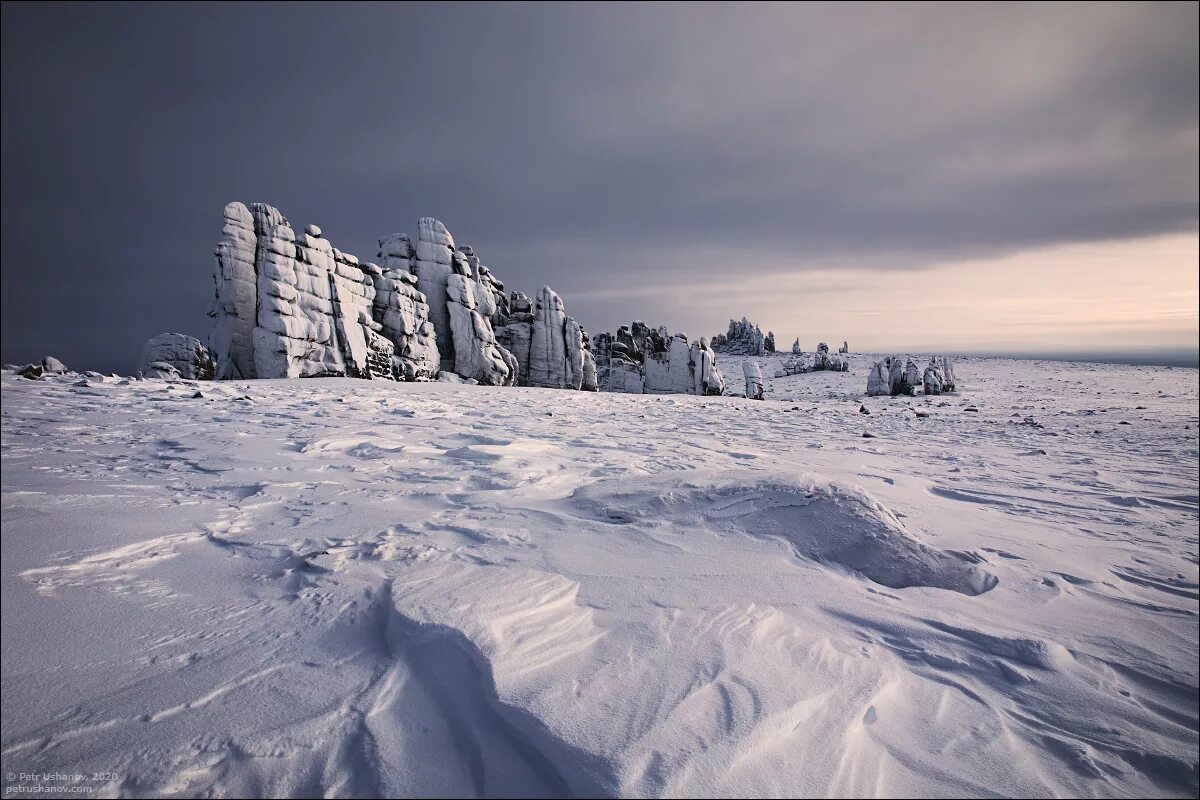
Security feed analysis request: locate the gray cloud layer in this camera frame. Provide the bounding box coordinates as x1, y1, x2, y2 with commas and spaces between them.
2, 2, 1196, 371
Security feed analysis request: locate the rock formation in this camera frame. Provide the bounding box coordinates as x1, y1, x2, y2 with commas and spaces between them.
712, 318, 765, 356
791, 338, 802, 355
867, 355, 935, 396
774, 355, 808, 377
527, 287, 578, 389
812, 342, 849, 372
743, 361, 764, 400
593, 322, 724, 395
411, 218, 458, 372
445, 266, 515, 387
250, 211, 352, 376
839, 341, 849, 354
138, 333, 216, 380
923, 356, 957, 395
372, 234, 440, 380
200, 203, 595, 391
42, 356, 68, 374
209, 202, 258, 379
866, 359, 891, 396
765, 331, 776, 353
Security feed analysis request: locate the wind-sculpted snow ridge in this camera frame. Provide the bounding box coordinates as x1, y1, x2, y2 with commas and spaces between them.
572, 473, 998, 595
202, 203, 593, 389
2, 357, 1198, 798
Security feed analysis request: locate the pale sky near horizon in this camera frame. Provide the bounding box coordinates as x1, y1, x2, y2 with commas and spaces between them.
568, 232, 1200, 354
2, 2, 1197, 371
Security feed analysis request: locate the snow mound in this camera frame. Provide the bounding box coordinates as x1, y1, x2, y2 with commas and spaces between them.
573, 473, 998, 596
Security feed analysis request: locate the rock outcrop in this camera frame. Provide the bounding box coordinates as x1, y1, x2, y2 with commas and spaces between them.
251, 211, 356, 379
527, 287, 577, 389
743, 360, 764, 399
411, 218, 457, 372
42, 356, 68, 374
593, 322, 725, 395
812, 342, 849, 372
138, 333, 216, 380
209, 202, 258, 379
774, 355, 808, 377
712, 318, 765, 356
868, 355, 937, 396
866, 359, 891, 396
791, 338, 802, 355
446, 268, 515, 387
373, 234, 440, 380
839, 341, 849, 354
201, 204, 594, 391
923, 356, 957, 395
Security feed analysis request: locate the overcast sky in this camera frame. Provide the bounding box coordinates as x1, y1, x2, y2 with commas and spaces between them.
2, 2, 1197, 372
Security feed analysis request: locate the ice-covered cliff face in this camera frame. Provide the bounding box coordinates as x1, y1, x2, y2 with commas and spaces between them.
202, 204, 593, 390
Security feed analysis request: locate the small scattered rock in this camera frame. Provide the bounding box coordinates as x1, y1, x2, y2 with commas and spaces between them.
17, 364, 43, 380
859, 404, 870, 414
861, 431, 876, 438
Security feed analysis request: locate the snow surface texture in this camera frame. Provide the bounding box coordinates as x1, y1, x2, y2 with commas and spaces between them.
2, 356, 1198, 798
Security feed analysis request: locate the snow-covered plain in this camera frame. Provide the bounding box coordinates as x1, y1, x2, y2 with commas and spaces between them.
2, 356, 1197, 798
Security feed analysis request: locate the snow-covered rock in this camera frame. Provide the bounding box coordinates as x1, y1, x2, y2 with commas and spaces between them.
924, 356, 957, 395
867, 356, 926, 396
778, 355, 809, 376
812, 342, 849, 372
712, 318, 765, 356
209, 202, 258, 379
138, 333, 216, 380
645, 335, 696, 394
581, 346, 599, 392
42, 356, 68, 374
412, 218, 457, 371
690, 338, 725, 395
204, 203, 602, 390
143, 361, 182, 380
866, 359, 892, 396
594, 323, 725, 395
742, 360, 764, 399
252, 210, 344, 379
330, 248, 393, 380
524, 286, 591, 390
445, 273, 515, 386
370, 241, 440, 380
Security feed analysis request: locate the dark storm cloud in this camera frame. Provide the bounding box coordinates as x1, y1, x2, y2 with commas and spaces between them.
2, 2, 1196, 371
